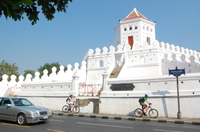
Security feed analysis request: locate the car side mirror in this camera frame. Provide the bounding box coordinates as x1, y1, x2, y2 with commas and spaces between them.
5, 104, 12, 107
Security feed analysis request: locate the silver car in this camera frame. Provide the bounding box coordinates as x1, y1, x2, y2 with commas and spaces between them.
0, 97, 52, 125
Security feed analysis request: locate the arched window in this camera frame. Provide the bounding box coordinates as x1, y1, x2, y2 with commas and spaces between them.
135, 26, 138, 29
100, 60, 104, 67
147, 37, 151, 45
129, 26, 132, 30
140, 56, 145, 64
147, 26, 149, 31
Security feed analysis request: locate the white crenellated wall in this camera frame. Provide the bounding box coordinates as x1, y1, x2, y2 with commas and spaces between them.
100, 72, 200, 118
23, 62, 86, 83
20, 62, 87, 97
0, 61, 87, 97
84, 39, 200, 79
0, 74, 23, 97
84, 46, 116, 84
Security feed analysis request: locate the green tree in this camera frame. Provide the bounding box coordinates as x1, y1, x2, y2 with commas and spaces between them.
23, 69, 35, 79
0, 0, 72, 25
37, 62, 67, 78
0, 60, 19, 81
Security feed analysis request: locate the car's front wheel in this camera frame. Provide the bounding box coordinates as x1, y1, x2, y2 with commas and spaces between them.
17, 113, 27, 125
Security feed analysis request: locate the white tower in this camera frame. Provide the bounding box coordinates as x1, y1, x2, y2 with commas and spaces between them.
115, 8, 156, 50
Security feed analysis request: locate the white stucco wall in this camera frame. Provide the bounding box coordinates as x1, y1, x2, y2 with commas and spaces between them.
86, 69, 105, 84
118, 64, 162, 78
0, 87, 9, 97
22, 96, 95, 113
19, 81, 73, 97
99, 73, 200, 118
99, 96, 199, 118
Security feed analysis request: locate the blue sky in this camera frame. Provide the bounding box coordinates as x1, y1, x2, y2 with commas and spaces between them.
0, 0, 199, 75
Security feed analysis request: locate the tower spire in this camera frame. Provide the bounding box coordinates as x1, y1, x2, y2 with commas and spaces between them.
133, 8, 139, 17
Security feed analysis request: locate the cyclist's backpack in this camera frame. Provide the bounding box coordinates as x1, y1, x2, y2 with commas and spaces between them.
138, 97, 143, 103
66, 97, 69, 102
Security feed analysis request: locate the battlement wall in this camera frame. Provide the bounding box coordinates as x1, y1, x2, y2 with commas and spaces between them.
0, 61, 87, 97
85, 40, 199, 68
85, 40, 199, 72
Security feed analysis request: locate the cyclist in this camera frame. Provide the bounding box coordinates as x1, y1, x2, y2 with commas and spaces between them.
138, 94, 151, 116
66, 95, 76, 110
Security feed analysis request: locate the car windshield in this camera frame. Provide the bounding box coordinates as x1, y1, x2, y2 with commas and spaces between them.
12, 98, 34, 106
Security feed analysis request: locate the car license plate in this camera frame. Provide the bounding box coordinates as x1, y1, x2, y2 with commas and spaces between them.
43, 115, 48, 119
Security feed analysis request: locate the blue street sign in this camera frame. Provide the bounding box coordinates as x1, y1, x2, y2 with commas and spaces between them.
169, 69, 185, 76
168, 67, 185, 119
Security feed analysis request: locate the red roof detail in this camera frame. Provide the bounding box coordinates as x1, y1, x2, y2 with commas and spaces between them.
122, 8, 151, 22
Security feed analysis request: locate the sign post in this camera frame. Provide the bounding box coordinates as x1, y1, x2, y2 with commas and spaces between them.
169, 67, 185, 119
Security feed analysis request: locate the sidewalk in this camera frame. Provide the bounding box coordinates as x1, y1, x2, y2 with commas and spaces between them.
52, 111, 200, 126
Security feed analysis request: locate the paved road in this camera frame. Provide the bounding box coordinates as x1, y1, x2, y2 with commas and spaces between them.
53, 111, 200, 126
0, 115, 200, 132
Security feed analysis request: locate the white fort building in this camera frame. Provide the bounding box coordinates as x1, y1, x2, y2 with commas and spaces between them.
86, 8, 199, 82
1, 8, 200, 118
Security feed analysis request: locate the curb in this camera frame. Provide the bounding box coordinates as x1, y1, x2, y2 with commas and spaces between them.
52, 112, 200, 126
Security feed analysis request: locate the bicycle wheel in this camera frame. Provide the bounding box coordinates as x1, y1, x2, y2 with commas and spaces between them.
72, 106, 80, 113
62, 105, 69, 113
148, 109, 158, 118
134, 108, 143, 117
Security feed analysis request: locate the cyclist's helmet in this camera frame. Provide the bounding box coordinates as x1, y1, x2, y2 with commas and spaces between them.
145, 94, 148, 97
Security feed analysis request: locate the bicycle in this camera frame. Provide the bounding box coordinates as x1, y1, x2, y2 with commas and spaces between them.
134, 103, 158, 118
62, 102, 80, 113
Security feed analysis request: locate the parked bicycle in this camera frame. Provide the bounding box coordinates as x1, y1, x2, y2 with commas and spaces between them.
134, 103, 158, 118
62, 102, 80, 113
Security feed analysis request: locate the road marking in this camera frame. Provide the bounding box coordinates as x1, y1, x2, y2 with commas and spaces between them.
153, 129, 183, 132
47, 129, 65, 132
1, 123, 30, 128
50, 119, 64, 122
77, 122, 134, 129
